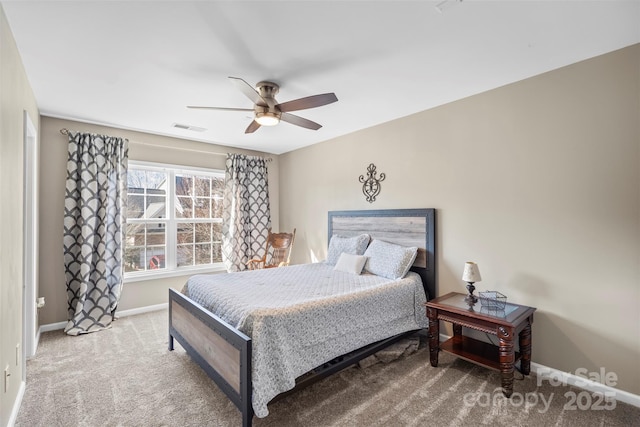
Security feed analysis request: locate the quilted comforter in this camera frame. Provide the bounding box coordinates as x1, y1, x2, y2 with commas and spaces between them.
182, 262, 428, 417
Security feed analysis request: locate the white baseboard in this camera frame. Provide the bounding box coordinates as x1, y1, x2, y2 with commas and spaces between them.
39, 321, 67, 333
26, 328, 42, 360
38, 303, 168, 333
8, 380, 26, 427
115, 303, 168, 319
437, 333, 640, 409
531, 361, 640, 409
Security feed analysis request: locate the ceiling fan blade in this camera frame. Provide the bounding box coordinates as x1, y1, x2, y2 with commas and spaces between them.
280, 113, 322, 130
229, 76, 267, 106
277, 93, 338, 112
245, 120, 261, 134
187, 106, 254, 112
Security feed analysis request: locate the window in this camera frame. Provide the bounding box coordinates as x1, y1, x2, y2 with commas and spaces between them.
124, 162, 225, 278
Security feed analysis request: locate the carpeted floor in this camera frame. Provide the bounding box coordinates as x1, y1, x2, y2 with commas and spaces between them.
16, 310, 639, 426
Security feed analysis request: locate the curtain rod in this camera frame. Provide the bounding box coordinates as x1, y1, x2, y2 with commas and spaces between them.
59, 128, 273, 161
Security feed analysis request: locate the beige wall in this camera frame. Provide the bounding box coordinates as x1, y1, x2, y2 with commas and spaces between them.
279, 45, 640, 395
37, 116, 279, 325
0, 4, 40, 425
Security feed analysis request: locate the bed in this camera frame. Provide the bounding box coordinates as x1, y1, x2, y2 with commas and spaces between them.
168, 208, 436, 427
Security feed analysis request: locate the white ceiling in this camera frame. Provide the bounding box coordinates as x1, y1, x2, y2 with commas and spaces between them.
3, 1, 639, 154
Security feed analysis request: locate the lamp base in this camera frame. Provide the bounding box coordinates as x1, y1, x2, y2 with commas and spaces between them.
465, 283, 478, 305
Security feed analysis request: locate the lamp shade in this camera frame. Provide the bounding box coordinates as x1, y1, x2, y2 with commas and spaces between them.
462, 262, 482, 283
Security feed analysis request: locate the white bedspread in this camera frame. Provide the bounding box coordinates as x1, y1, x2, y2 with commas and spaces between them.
182, 262, 428, 418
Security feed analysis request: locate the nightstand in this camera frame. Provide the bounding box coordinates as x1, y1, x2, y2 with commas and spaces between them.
425, 292, 536, 397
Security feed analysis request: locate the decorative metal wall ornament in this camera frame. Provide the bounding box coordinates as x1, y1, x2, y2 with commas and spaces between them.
359, 163, 386, 203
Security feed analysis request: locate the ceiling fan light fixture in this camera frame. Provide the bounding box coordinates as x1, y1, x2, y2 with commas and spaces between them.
255, 111, 281, 126
189, 77, 336, 133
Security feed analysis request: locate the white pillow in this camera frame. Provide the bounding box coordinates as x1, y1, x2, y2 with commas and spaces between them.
363, 239, 418, 280
334, 253, 368, 275
326, 234, 370, 265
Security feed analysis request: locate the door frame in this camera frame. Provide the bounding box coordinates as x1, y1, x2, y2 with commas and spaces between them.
22, 110, 39, 371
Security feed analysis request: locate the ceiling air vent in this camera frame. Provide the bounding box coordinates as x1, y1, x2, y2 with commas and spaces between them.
436, 0, 463, 13
172, 123, 206, 132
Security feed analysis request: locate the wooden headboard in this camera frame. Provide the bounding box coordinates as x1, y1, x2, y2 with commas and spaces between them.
328, 208, 436, 300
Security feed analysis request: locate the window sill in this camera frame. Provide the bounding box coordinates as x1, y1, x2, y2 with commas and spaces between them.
124, 265, 227, 283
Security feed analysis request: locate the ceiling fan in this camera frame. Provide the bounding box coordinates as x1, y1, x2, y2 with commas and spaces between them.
188, 77, 338, 134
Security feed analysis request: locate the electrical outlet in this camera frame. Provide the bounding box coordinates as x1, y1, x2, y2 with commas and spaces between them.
3, 365, 9, 393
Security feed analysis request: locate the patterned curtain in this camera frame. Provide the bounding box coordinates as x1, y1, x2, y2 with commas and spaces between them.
63, 131, 128, 335
221, 154, 271, 272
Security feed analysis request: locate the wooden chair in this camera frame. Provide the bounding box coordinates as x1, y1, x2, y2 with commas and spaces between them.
246, 228, 296, 270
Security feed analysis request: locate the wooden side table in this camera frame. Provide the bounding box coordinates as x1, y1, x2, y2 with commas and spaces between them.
425, 292, 536, 397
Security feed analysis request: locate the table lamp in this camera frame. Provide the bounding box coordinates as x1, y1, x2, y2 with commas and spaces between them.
462, 262, 481, 304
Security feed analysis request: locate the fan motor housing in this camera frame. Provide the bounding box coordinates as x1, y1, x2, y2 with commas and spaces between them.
256, 81, 279, 102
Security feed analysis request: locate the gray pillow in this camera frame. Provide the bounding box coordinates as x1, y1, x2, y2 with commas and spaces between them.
363, 239, 418, 279
326, 234, 370, 265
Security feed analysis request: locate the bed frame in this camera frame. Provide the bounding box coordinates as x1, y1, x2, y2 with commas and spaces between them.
168, 208, 436, 427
